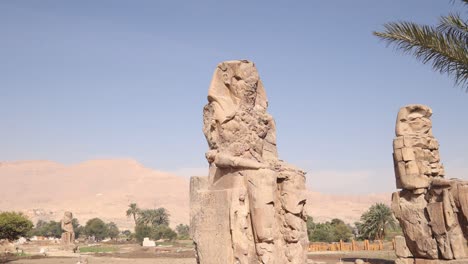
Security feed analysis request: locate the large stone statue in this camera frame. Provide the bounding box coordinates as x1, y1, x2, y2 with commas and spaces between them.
190, 60, 309, 264
391, 105, 468, 264
61, 211, 75, 244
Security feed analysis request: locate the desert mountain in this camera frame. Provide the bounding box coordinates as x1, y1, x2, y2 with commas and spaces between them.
0, 159, 389, 229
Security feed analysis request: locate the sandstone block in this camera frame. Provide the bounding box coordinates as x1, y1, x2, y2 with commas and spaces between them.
394, 149, 404, 162
402, 148, 416, 161
395, 235, 413, 258
395, 258, 415, 264
426, 202, 446, 236
394, 137, 405, 149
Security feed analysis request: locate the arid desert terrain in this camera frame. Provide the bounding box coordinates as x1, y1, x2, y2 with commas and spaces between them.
0, 159, 389, 230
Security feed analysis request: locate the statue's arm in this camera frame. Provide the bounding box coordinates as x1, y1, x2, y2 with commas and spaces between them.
206, 151, 266, 169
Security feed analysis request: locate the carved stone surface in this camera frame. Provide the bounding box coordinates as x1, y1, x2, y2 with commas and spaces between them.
391, 105, 468, 262
395, 235, 413, 258
190, 60, 308, 264
61, 211, 75, 244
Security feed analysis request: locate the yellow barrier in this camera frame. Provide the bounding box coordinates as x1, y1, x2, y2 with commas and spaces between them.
308, 239, 385, 252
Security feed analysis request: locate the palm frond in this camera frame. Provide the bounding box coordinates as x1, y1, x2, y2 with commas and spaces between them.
374, 21, 468, 90
438, 13, 468, 42
451, 0, 468, 5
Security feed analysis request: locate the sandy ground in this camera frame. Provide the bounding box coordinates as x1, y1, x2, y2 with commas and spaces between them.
8, 256, 196, 264
308, 251, 395, 264
3, 252, 395, 264
1, 241, 396, 264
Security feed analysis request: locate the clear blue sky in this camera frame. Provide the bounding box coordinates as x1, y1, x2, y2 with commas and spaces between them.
1, 0, 467, 194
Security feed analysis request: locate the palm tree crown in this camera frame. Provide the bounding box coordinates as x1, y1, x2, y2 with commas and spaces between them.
359, 203, 397, 240
137, 208, 170, 227
374, 0, 468, 90
126, 203, 140, 225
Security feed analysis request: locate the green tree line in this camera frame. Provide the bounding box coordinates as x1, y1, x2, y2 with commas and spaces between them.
307, 203, 400, 242
126, 203, 189, 242
1, 202, 398, 243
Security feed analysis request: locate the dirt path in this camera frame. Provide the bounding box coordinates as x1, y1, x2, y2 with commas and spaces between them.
4, 252, 395, 264
7, 256, 197, 264
308, 251, 395, 264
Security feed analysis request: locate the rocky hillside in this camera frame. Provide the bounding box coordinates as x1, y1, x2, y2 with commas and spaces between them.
0, 159, 389, 229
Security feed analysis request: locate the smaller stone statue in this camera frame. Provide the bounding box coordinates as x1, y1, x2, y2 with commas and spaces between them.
391, 104, 468, 264
61, 211, 75, 244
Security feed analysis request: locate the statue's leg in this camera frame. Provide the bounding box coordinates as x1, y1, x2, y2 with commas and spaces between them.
230, 187, 256, 264
245, 169, 276, 263
278, 169, 308, 264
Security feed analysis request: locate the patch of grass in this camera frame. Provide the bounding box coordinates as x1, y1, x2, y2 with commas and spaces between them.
79, 246, 116, 253
155, 242, 173, 247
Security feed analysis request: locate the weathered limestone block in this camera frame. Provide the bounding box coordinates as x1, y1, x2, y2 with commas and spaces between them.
395, 258, 415, 264
61, 211, 75, 244
395, 235, 413, 258
391, 105, 468, 262
456, 184, 468, 220
191, 60, 308, 264
427, 202, 453, 259
190, 177, 234, 263
397, 191, 438, 259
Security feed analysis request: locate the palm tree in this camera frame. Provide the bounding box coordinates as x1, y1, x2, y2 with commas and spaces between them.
137, 208, 170, 227
359, 203, 397, 240
126, 203, 140, 225
373, 0, 468, 90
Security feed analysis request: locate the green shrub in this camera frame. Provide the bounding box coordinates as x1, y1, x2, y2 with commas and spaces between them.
135, 224, 152, 243
153, 225, 177, 241
29, 220, 61, 238
72, 218, 83, 239
307, 217, 353, 242
0, 212, 33, 241
106, 222, 119, 240
84, 218, 108, 241
134, 223, 177, 242
79, 246, 116, 253
175, 224, 190, 240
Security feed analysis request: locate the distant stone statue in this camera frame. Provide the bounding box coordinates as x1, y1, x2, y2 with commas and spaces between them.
190, 60, 309, 264
391, 105, 468, 264
61, 211, 75, 244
